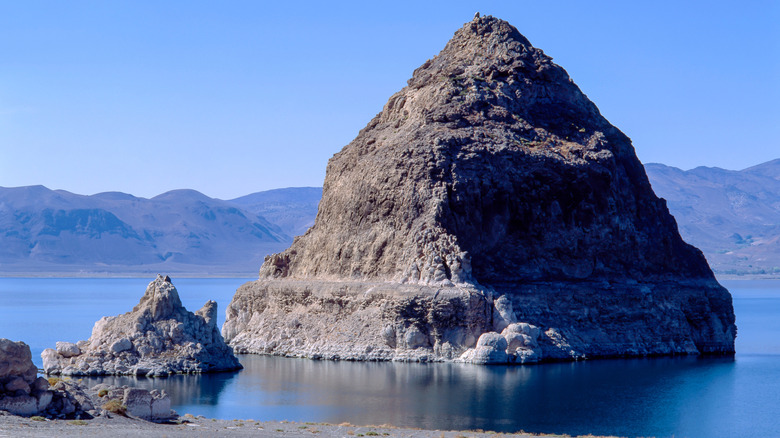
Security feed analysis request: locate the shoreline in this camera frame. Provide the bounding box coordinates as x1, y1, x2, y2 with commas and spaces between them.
0, 413, 615, 438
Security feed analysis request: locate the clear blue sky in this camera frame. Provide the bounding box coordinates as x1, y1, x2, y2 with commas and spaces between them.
1, 1, 778, 199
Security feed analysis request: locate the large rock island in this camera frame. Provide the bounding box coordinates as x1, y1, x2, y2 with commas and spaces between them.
222, 15, 736, 363
43, 275, 242, 376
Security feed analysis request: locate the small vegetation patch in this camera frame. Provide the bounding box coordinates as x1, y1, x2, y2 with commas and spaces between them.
68, 420, 88, 426
30, 416, 46, 421
366, 432, 380, 436
101, 399, 127, 416
47, 377, 61, 386
97, 389, 108, 398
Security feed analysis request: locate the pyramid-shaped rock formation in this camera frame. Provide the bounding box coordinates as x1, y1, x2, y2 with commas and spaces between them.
223, 15, 736, 363
43, 275, 242, 376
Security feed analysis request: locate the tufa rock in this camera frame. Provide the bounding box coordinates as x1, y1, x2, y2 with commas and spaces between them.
459, 332, 509, 364
56, 342, 81, 358
0, 339, 175, 420
45, 379, 95, 417
0, 339, 53, 416
121, 387, 173, 420
223, 15, 736, 363
88, 383, 176, 421
0, 339, 38, 382
42, 275, 242, 376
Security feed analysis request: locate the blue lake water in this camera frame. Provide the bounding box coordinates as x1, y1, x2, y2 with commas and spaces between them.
1, 277, 779, 437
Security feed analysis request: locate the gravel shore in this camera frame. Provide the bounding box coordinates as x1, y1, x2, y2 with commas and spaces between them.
0, 412, 614, 438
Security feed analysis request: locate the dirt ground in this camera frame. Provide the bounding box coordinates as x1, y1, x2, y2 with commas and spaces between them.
0, 412, 617, 438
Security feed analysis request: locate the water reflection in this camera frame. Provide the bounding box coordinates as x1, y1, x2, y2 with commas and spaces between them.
80, 370, 238, 406
79, 354, 746, 437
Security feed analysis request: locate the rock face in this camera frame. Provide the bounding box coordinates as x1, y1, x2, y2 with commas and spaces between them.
0, 338, 176, 420
43, 378, 96, 419
0, 339, 53, 415
89, 383, 175, 421
43, 275, 242, 376
223, 15, 736, 363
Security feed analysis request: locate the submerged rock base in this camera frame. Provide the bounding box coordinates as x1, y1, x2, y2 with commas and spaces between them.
223, 278, 734, 363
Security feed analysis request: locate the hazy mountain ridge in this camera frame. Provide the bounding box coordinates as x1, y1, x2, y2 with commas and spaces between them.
228, 187, 322, 238
0, 186, 301, 275
645, 159, 780, 276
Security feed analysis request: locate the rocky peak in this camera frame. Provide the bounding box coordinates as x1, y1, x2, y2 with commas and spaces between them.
408, 14, 537, 89
259, 15, 710, 286
399, 14, 606, 146
134, 274, 183, 320
43, 275, 241, 376
228, 15, 734, 364
195, 300, 218, 330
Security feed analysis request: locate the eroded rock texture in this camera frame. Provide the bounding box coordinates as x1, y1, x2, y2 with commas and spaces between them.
0, 339, 53, 416
43, 275, 242, 376
223, 15, 736, 363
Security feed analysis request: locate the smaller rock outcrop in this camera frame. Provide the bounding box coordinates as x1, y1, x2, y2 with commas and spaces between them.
459, 332, 509, 364
0, 338, 177, 420
0, 339, 52, 416
89, 383, 175, 421
459, 323, 543, 364
42, 275, 242, 377
44, 378, 96, 419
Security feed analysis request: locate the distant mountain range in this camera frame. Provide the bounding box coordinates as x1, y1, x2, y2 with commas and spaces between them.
646, 159, 780, 277
2, 159, 779, 277
229, 187, 321, 238
0, 186, 319, 275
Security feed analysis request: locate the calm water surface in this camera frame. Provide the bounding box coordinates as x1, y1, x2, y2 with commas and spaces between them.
0, 277, 778, 437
